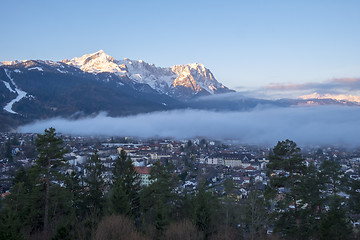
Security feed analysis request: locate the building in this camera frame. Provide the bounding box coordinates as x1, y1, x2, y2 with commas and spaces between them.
134, 166, 153, 186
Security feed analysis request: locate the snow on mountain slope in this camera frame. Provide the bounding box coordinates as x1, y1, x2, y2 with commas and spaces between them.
1, 50, 231, 98
1, 60, 25, 66
117, 58, 176, 94
65, 50, 229, 95
3, 69, 29, 114
2, 80, 16, 93
65, 50, 127, 75
171, 63, 226, 94
300, 92, 360, 103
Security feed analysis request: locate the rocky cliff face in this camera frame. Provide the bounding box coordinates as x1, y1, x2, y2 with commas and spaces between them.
64, 50, 233, 99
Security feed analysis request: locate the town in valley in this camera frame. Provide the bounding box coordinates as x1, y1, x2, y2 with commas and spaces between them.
1, 130, 359, 239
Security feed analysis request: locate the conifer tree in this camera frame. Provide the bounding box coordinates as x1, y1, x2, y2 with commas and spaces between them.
320, 159, 347, 197
81, 150, 106, 239
84, 150, 105, 215
319, 196, 352, 240
0, 182, 27, 240
5, 138, 13, 162
1, 128, 70, 239
35, 127, 67, 235
193, 186, 218, 239
140, 161, 177, 235
267, 139, 307, 239
109, 150, 140, 217
348, 168, 360, 215
318, 160, 352, 240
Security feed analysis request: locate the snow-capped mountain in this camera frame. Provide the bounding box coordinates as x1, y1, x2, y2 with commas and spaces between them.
64, 50, 232, 98
2, 50, 358, 132
0, 50, 234, 131
300, 92, 360, 104
0, 57, 187, 131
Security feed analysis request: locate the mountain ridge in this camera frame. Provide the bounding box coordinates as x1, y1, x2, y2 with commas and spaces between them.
1, 51, 359, 132
60, 50, 232, 98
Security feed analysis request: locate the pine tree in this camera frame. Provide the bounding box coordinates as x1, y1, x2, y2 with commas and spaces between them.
348, 168, 360, 215
109, 150, 140, 217
140, 161, 177, 235
319, 197, 352, 240
320, 159, 347, 197
348, 167, 360, 239
35, 127, 67, 235
193, 186, 217, 239
267, 139, 307, 239
318, 160, 352, 240
109, 183, 131, 215
5, 138, 13, 162
296, 163, 324, 239
81, 150, 106, 239
0, 182, 27, 240
84, 150, 105, 214
0, 142, 71, 240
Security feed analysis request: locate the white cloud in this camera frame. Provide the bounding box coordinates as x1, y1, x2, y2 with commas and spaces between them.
19, 106, 360, 146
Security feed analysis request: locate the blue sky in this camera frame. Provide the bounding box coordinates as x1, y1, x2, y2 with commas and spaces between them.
1, 0, 360, 89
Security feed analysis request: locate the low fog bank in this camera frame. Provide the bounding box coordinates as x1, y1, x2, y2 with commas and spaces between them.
19, 106, 360, 146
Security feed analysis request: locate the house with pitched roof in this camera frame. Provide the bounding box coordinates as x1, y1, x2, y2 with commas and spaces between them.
134, 166, 153, 186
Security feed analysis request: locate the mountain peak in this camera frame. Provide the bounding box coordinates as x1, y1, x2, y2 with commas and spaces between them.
84, 50, 114, 62
62, 51, 232, 97
1, 60, 26, 66
188, 63, 205, 69
300, 92, 360, 103
65, 50, 124, 74
91, 49, 112, 59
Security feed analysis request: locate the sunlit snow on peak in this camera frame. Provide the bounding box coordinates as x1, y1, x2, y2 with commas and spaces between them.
300, 92, 360, 103
64, 50, 229, 95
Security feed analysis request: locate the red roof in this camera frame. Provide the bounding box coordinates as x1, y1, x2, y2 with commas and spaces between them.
1, 192, 10, 199
245, 166, 256, 171
134, 166, 151, 175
